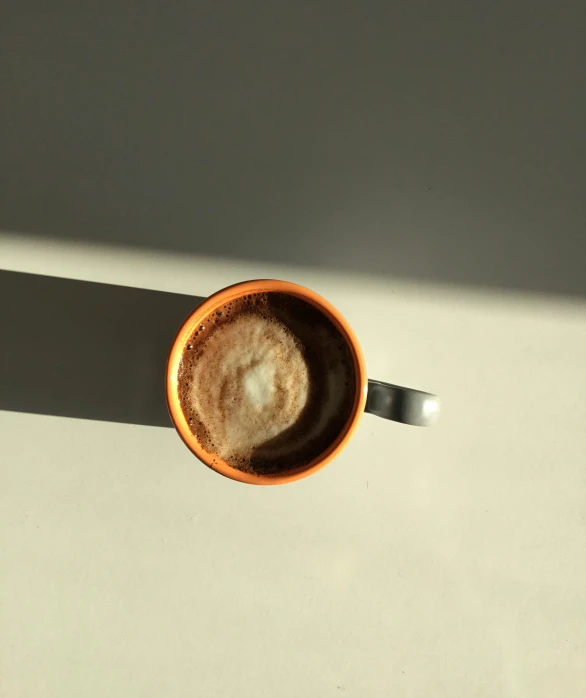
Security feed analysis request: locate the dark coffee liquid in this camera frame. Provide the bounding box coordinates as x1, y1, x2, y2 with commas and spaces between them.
178, 293, 356, 475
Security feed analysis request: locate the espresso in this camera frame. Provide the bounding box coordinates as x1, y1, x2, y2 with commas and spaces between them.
178, 292, 356, 475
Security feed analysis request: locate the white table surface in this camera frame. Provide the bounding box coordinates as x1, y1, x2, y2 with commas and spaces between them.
2, 235, 586, 698
2, 3, 586, 697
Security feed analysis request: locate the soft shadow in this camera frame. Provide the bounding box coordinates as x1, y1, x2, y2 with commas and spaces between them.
0, 270, 202, 426
1, 2, 585, 297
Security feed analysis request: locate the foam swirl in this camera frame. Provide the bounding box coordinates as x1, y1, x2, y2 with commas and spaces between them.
186, 314, 309, 461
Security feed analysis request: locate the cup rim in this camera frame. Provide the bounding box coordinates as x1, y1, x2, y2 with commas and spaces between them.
166, 279, 367, 485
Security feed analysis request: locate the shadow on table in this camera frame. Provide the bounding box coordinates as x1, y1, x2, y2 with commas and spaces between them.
0, 270, 203, 427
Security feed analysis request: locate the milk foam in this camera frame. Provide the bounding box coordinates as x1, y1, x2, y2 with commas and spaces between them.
186, 314, 310, 461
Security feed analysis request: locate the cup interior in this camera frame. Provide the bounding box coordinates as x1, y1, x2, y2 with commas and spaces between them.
166, 280, 367, 485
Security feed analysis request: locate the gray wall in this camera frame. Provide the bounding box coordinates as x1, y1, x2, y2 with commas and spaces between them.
2, 1, 585, 295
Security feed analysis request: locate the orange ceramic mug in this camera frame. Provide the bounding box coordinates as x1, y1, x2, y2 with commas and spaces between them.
167, 280, 440, 485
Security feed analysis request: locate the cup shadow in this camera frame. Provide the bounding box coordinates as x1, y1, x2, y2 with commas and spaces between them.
0, 270, 203, 427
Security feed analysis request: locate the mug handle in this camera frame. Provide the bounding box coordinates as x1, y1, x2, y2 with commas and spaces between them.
365, 380, 440, 427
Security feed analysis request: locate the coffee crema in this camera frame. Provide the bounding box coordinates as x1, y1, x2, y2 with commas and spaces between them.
178, 292, 356, 475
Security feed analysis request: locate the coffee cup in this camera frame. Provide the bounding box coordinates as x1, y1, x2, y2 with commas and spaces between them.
167, 280, 440, 485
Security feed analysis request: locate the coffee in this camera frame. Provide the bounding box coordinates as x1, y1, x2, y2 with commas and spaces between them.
178, 292, 356, 475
